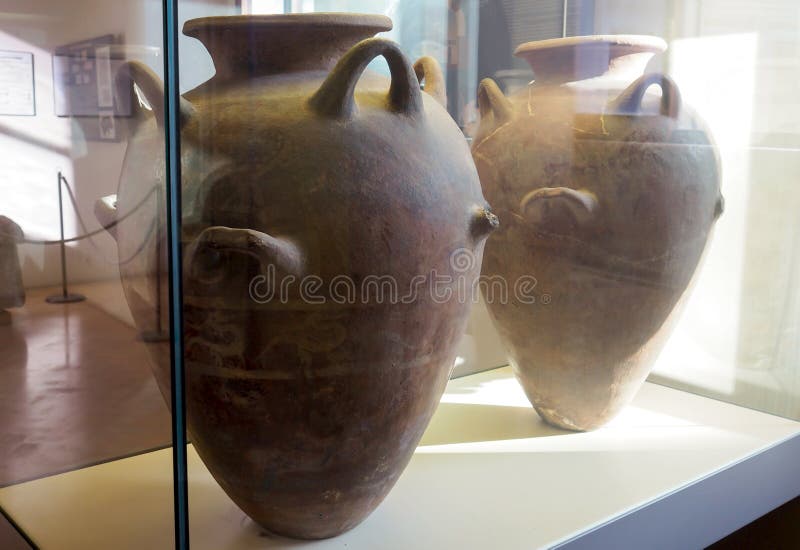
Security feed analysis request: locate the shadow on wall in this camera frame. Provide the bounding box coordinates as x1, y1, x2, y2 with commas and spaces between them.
0, 1, 239, 290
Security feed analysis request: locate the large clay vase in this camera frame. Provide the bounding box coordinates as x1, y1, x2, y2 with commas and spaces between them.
473, 35, 723, 431
97, 14, 496, 539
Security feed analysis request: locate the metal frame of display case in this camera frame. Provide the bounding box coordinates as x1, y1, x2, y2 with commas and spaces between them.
162, 0, 189, 547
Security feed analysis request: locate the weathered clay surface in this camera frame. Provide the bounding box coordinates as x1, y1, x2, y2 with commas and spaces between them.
0, 216, 25, 312
102, 14, 495, 539
473, 35, 723, 431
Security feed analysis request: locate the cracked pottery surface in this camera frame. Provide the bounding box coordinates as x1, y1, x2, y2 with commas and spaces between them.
473, 35, 723, 432
99, 14, 495, 539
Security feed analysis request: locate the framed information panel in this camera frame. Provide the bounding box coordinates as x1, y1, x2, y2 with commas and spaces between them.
53, 34, 132, 118
0, 50, 35, 116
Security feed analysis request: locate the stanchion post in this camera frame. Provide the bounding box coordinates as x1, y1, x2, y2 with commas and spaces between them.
46, 171, 86, 304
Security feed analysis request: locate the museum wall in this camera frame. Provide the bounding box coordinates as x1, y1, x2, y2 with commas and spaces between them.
0, 0, 237, 290
590, 0, 800, 418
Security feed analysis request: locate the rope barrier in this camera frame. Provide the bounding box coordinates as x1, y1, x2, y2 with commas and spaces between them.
18, 176, 160, 266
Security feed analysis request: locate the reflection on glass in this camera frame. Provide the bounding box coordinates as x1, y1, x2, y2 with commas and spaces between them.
0, 0, 798, 547
0, 2, 173, 547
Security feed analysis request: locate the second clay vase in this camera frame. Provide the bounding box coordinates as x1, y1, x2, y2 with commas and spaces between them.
97, 14, 496, 539
473, 35, 723, 431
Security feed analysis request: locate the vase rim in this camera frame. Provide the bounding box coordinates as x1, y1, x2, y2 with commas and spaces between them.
514, 34, 667, 57
183, 13, 393, 37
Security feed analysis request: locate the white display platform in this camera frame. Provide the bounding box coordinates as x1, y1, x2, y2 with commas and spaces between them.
1, 366, 799, 549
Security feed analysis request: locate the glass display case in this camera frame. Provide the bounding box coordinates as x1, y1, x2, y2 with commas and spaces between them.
1, 1, 799, 549
0, 1, 176, 548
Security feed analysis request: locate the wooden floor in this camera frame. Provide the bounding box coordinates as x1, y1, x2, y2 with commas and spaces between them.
0, 508, 30, 550
0, 287, 171, 487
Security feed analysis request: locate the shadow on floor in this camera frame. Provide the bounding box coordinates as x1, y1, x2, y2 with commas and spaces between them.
419, 401, 571, 447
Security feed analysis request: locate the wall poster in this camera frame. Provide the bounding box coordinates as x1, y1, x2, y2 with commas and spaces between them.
53, 34, 132, 141
0, 50, 35, 116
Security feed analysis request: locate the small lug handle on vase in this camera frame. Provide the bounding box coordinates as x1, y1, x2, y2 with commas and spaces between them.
609, 72, 681, 119
310, 38, 423, 119
184, 227, 305, 285
94, 195, 119, 241
520, 187, 598, 231
413, 56, 447, 107
116, 61, 195, 128
477, 79, 514, 125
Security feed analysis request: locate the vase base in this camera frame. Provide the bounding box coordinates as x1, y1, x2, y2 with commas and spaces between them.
534, 405, 603, 432
253, 518, 360, 541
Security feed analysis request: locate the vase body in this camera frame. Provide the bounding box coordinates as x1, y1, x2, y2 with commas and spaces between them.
106, 14, 495, 538
473, 35, 723, 431
0, 216, 25, 312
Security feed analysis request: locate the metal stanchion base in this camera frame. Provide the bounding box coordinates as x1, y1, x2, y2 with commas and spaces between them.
45, 293, 86, 304
139, 330, 171, 343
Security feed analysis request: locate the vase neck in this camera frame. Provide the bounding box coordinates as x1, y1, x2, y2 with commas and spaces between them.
183, 14, 392, 81
514, 35, 667, 85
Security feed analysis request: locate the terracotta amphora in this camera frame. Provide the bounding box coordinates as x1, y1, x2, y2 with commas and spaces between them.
473, 35, 723, 431
97, 14, 496, 539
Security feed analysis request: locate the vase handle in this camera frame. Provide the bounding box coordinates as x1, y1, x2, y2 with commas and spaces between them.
94, 194, 119, 241
477, 78, 514, 125
310, 38, 423, 119
184, 227, 305, 284
520, 187, 598, 230
413, 56, 446, 107
116, 61, 194, 128
608, 73, 681, 119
